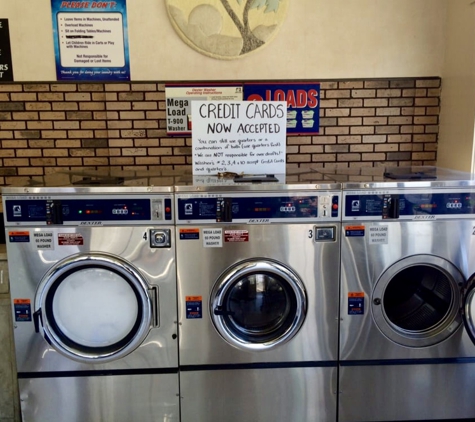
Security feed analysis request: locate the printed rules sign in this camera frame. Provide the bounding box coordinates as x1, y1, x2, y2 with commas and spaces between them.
191, 101, 287, 176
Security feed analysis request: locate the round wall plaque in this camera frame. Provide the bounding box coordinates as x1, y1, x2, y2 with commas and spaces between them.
166, 0, 289, 60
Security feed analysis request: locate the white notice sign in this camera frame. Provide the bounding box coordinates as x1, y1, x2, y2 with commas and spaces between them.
58, 12, 125, 67
203, 228, 223, 248
165, 86, 243, 134
33, 232, 55, 250
192, 101, 287, 175
369, 225, 388, 244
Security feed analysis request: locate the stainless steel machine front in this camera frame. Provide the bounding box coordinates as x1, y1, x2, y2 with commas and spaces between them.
321, 166, 475, 422
2, 171, 180, 422
175, 171, 341, 422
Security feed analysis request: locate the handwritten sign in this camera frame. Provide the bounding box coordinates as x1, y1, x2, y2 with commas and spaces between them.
191, 101, 286, 176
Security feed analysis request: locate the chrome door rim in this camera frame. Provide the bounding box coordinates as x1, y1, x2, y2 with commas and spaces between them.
464, 287, 475, 337
210, 258, 307, 351
372, 254, 462, 348
35, 252, 153, 363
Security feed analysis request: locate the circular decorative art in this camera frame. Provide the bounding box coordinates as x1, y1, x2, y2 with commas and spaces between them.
166, 0, 289, 60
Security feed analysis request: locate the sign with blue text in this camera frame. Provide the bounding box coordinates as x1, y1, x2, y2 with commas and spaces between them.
51, 0, 130, 81
244, 82, 320, 135
191, 101, 287, 176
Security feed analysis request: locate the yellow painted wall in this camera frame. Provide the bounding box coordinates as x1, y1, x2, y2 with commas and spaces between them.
438, 0, 475, 172
1, 0, 447, 81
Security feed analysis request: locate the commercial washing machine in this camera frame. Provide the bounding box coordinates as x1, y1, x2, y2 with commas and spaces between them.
175, 170, 341, 422
320, 166, 475, 422
2, 170, 180, 422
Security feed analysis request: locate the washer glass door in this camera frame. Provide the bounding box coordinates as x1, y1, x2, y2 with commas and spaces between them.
372, 254, 463, 347
210, 259, 307, 351
35, 253, 154, 363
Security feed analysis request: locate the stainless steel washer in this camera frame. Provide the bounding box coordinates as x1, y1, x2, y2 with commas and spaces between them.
320, 166, 475, 422
2, 171, 180, 422
175, 171, 341, 422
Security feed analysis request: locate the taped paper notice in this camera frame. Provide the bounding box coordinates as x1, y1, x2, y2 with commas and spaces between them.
203, 228, 222, 248
369, 225, 388, 245
34, 232, 54, 250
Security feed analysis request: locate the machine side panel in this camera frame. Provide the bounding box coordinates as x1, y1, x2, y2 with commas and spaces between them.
19, 373, 180, 422
181, 367, 336, 422
339, 363, 475, 422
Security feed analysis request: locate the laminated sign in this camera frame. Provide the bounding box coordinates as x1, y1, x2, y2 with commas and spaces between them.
0, 19, 14, 81
165, 84, 243, 135
244, 82, 320, 135
50, 0, 130, 81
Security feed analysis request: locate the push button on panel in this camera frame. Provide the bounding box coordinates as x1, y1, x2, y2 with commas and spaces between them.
331, 196, 339, 218
446, 201, 462, 209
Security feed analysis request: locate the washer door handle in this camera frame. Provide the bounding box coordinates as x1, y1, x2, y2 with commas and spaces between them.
214, 306, 235, 317
33, 308, 43, 333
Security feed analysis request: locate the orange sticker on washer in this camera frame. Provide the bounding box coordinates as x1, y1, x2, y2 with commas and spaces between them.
186, 296, 202, 302
345, 225, 365, 237
185, 296, 202, 319
8, 231, 30, 242
179, 228, 200, 240
13, 299, 31, 305
13, 299, 32, 322
348, 292, 365, 315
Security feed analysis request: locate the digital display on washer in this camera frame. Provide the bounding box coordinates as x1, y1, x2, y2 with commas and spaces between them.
4, 198, 161, 222
178, 195, 339, 220
345, 192, 475, 217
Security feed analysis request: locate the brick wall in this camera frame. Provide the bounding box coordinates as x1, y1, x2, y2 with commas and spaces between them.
0, 78, 440, 186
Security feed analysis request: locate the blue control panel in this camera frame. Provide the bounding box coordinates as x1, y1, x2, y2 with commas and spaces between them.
345, 192, 475, 218
178, 195, 339, 221
4, 198, 172, 223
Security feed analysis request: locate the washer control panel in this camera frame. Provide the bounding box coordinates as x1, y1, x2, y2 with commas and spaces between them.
344, 189, 475, 220
3, 195, 173, 225
177, 192, 340, 223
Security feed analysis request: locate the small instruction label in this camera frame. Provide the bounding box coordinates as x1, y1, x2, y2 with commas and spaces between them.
369, 225, 388, 244
58, 233, 84, 246
345, 225, 365, 237
34, 232, 54, 250
224, 230, 249, 242
348, 292, 365, 315
8, 231, 30, 243
13, 299, 32, 322
203, 228, 222, 248
180, 228, 200, 240
186, 296, 203, 319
